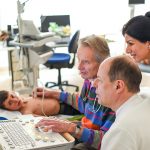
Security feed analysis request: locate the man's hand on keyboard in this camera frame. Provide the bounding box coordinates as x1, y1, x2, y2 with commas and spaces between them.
35, 117, 76, 133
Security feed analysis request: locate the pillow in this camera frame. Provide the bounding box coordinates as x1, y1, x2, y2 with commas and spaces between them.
0, 108, 22, 120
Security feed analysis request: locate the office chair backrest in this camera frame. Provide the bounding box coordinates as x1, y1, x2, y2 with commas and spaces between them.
68, 30, 80, 68
68, 30, 80, 54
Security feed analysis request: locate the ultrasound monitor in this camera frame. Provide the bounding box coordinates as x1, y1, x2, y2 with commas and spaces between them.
41, 15, 70, 32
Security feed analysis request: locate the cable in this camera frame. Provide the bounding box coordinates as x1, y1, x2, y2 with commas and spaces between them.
36, 79, 48, 117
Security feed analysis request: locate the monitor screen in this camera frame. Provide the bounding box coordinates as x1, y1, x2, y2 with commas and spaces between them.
41, 15, 70, 32
129, 0, 145, 4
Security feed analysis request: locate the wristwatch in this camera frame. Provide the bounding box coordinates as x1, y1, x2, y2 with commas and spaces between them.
74, 124, 81, 135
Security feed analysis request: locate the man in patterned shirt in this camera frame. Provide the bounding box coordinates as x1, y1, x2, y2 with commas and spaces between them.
35, 35, 115, 150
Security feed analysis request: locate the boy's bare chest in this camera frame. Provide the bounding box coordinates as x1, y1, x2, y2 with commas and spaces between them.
20, 99, 41, 114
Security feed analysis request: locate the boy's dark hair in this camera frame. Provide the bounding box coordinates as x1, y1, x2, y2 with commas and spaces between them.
0, 90, 8, 108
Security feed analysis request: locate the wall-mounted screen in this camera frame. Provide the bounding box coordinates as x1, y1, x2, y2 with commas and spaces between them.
129, 0, 145, 4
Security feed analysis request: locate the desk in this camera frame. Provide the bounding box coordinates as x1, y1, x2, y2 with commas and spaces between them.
46, 36, 70, 48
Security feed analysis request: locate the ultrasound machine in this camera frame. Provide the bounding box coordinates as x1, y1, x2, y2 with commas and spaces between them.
0, 115, 75, 150
9, 0, 62, 94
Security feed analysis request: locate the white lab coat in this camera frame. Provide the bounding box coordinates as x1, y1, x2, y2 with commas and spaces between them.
101, 94, 150, 150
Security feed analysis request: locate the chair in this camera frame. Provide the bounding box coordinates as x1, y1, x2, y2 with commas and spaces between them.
44, 30, 80, 91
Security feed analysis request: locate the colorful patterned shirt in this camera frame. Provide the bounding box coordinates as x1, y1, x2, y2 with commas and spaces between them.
59, 79, 116, 149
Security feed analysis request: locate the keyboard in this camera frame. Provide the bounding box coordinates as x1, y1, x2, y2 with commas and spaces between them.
0, 120, 35, 149
0, 116, 75, 150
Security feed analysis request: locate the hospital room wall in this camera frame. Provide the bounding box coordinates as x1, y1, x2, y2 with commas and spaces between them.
0, 0, 150, 38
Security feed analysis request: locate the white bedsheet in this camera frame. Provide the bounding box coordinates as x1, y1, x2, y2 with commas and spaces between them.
0, 109, 22, 119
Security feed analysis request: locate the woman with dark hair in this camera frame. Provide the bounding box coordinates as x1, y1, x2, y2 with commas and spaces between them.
122, 11, 150, 63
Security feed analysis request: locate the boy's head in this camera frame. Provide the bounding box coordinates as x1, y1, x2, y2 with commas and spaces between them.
0, 90, 22, 111
0, 90, 9, 108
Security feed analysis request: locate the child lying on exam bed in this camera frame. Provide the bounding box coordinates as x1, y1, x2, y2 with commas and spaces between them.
0, 87, 150, 120
0, 90, 60, 118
